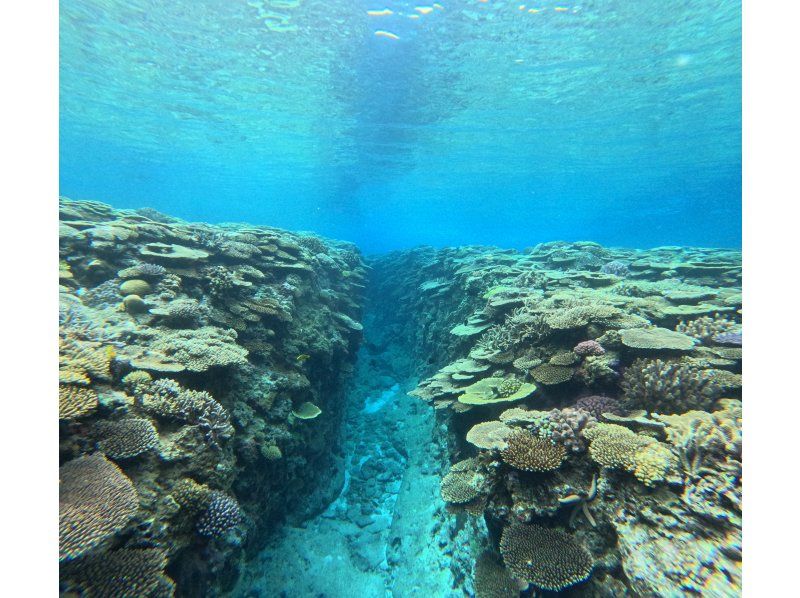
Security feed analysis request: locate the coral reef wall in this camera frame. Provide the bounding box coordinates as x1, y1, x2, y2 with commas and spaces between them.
370, 241, 742, 596
59, 199, 366, 596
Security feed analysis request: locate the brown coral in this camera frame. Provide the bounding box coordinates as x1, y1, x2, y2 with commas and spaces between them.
499, 524, 593, 591
474, 553, 518, 598
501, 431, 566, 472
61, 548, 170, 597
59, 453, 138, 561
95, 418, 159, 459
59, 384, 98, 420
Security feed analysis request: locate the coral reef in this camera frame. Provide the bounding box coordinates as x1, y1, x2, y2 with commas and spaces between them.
60, 202, 742, 596
397, 240, 741, 596
59, 198, 365, 594
499, 524, 593, 591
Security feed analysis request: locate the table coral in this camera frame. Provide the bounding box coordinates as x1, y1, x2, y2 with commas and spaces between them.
59, 453, 138, 561
499, 524, 593, 591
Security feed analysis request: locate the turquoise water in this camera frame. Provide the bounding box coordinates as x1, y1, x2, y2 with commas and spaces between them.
60, 0, 741, 253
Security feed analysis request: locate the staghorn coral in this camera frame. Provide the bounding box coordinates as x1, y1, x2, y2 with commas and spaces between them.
197, 491, 242, 538
59, 453, 139, 561
61, 548, 170, 597
501, 431, 566, 472
499, 524, 593, 591
150, 298, 209, 328
622, 358, 719, 413
474, 553, 518, 598
121, 370, 153, 394
95, 418, 159, 459
59, 384, 98, 420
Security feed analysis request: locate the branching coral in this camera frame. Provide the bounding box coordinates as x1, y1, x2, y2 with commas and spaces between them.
59, 384, 98, 420
95, 418, 159, 459
61, 548, 170, 597
149, 326, 248, 372
676, 314, 740, 344
474, 553, 518, 598
501, 431, 566, 472
197, 491, 242, 537
499, 524, 593, 591
622, 358, 719, 414
142, 379, 232, 447
59, 453, 138, 561
586, 424, 674, 487
574, 395, 623, 419
441, 459, 484, 504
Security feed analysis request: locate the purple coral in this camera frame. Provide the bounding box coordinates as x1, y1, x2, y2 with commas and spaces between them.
574, 395, 624, 419
600, 260, 630, 277
196, 491, 241, 537
712, 331, 742, 346
574, 340, 605, 356
548, 408, 596, 453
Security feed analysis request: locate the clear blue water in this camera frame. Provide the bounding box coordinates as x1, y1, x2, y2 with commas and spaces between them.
60, 0, 741, 253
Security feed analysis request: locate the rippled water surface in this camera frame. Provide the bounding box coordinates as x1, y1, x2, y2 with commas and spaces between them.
60, 0, 741, 251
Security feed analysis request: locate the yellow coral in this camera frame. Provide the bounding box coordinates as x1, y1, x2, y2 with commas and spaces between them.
59, 384, 98, 420
633, 442, 675, 486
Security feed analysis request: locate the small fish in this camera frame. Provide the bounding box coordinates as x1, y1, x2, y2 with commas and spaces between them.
296, 354, 311, 362
374, 30, 400, 40
367, 9, 393, 17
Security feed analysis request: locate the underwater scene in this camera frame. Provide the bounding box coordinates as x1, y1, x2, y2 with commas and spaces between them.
59, 1, 742, 597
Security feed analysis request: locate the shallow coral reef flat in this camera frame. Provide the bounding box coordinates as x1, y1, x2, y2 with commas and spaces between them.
59, 198, 741, 597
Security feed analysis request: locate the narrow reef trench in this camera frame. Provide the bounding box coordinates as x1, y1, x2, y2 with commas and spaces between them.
234, 265, 459, 597
59, 200, 741, 598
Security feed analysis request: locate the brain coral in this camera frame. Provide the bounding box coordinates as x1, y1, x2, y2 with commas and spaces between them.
59, 453, 138, 561
95, 419, 159, 459
59, 384, 98, 420
61, 548, 169, 597
474, 553, 518, 598
197, 491, 242, 537
500, 524, 593, 591
501, 431, 566, 472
